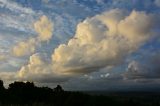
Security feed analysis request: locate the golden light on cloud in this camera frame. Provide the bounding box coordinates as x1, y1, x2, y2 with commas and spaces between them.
12, 38, 37, 57
3, 9, 160, 83
34, 15, 54, 41
0, 55, 6, 61
51, 9, 157, 74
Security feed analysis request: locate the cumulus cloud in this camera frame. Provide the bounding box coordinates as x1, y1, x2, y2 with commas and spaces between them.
34, 15, 54, 41
12, 15, 54, 57
5, 9, 160, 83
18, 53, 49, 78
12, 38, 37, 56
1, 54, 51, 81
52, 9, 159, 74
17, 53, 69, 82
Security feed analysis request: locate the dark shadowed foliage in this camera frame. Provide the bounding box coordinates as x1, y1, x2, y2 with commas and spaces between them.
0, 80, 4, 90
0, 80, 160, 106
54, 85, 64, 92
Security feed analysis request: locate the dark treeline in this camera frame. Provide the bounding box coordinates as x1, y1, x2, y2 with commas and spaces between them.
0, 80, 160, 106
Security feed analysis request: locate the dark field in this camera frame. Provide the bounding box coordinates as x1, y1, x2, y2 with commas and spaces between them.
1, 80, 160, 106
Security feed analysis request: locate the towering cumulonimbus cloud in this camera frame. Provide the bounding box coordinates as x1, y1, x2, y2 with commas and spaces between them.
3, 9, 160, 82
12, 15, 54, 57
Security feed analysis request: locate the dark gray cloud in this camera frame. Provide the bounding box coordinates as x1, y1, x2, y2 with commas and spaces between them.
124, 51, 160, 80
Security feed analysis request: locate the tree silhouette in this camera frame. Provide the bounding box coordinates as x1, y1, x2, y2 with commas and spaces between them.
0, 80, 159, 106
8, 81, 35, 90
0, 80, 5, 104
54, 85, 64, 92
0, 80, 4, 90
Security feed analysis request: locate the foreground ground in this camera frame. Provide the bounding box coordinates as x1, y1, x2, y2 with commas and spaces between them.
0, 80, 160, 106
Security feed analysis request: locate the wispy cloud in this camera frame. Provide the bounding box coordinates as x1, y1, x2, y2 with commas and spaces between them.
0, 0, 35, 14
155, 0, 160, 7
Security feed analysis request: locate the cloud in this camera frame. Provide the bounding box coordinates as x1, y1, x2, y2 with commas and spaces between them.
51, 9, 159, 75
124, 51, 160, 80
0, 0, 35, 14
0, 72, 18, 81
1, 0, 160, 90
18, 53, 50, 79
1, 53, 51, 81
63, 71, 123, 91
42, 0, 50, 4
0, 54, 6, 61
3, 9, 160, 83
155, 0, 160, 7
12, 15, 54, 56
96, 0, 104, 5
34, 15, 54, 41
12, 38, 37, 56
17, 53, 69, 82
124, 61, 151, 80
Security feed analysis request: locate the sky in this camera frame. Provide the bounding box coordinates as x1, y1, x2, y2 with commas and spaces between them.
0, 0, 160, 91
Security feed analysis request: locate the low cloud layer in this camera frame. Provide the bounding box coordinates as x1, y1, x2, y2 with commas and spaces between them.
124, 51, 160, 80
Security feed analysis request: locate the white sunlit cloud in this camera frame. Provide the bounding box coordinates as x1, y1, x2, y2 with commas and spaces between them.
51, 9, 159, 74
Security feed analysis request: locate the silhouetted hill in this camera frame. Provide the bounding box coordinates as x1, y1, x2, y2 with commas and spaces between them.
0, 80, 160, 106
